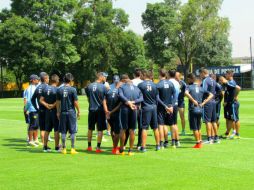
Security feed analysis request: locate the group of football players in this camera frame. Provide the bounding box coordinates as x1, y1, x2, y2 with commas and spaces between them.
23, 68, 241, 155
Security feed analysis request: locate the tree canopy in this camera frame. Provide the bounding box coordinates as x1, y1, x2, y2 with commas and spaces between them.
0, 0, 232, 89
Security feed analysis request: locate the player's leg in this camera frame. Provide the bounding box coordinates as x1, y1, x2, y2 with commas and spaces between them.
96, 110, 107, 153
174, 106, 180, 147
211, 101, 219, 143
203, 103, 213, 144
119, 129, 126, 154
108, 116, 118, 154
53, 110, 60, 152
157, 110, 165, 147
140, 109, 149, 152
129, 129, 135, 155
31, 112, 39, 146
87, 111, 96, 151
136, 110, 142, 150
43, 111, 51, 152
38, 110, 46, 144
231, 102, 240, 139
163, 125, 169, 147
68, 110, 78, 154
112, 117, 120, 154
128, 109, 137, 155
59, 113, 67, 154
28, 112, 34, 145
151, 107, 160, 151
178, 107, 186, 135
119, 108, 128, 154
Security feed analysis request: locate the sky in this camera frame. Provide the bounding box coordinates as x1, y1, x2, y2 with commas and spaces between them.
0, 0, 253, 58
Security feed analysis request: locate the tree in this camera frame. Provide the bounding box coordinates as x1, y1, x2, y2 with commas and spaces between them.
142, 0, 180, 68
142, 0, 232, 78
0, 16, 50, 90
72, 0, 147, 82
10, 0, 80, 73
176, 0, 231, 76
192, 30, 232, 68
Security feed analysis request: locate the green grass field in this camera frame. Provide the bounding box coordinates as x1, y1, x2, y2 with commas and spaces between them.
0, 91, 254, 190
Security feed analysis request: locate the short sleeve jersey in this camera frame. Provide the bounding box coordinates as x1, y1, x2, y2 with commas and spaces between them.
224, 80, 237, 104
106, 87, 120, 111
156, 79, 176, 110
186, 84, 205, 111
202, 76, 216, 100
86, 82, 107, 111
178, 80, 187, 103
42, 85, 58, 104
56, 85, 78, 112
138, 80, 158, 111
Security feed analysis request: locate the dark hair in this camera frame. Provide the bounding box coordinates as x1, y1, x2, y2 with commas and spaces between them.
143, 70, 153, 79
134, 68, 142, 78
63, 73, 74, 83
168, 70, 176, 78
226, 70, 234, 74
199, 67, 208, 74
40, 72, 49, 82
187, 73, 196, 81
50, 74, 59, 83
120, 74, 129, 81
159, 69, 167, 78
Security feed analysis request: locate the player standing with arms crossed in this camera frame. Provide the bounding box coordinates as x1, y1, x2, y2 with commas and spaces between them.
86, 72, 108, 153
199, 68, 219, 144
56, 73, 80, 154
31, 72, 49, 145
219, 70, 241, 139
138, 70, 160, 152
118, 74, 143, 156
157, 69, 176, 148
40, 74, 60, 152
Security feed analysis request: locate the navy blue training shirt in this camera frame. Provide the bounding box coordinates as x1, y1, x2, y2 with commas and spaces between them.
215, 82, 223, 103
106, 86, 120, 111
56, 85, 78, 112
119, 83, 143, 108
202, 76, 216, 100
42, 85, 58, 105
224, 80, 237, 104
86, 82, 107, 111
156, 79, 176, 110
186, 84, 206, 111
138, 80, 158, 111
31, 83, 48, 111
178, 80, 187, 103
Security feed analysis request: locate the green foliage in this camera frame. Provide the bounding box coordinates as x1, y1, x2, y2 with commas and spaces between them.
0, 15, 51, 89
72, 0, 147, 82
142, 0, 180, 68
142, 0, 232, 77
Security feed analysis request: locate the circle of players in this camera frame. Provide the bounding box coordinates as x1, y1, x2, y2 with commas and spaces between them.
23, 68, 241, 155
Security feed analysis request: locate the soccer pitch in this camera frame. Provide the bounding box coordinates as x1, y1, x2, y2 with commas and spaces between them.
0, 91, 254, 190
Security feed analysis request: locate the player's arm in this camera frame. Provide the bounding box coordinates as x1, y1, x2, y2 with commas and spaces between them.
74, 100, 80, 120
85, 86, 90, 102
185, 91, 199, 106
134, 90, 143, 104
39, 96, 49, 109
110, 102, 122, 115
31, 90, 39, 111
103, 98, 110, 119
200, 92, 213, 107
119, 87, 134, 108
73, 89, 80, 120
56, 100, 61, 120
234, 85, 241, 101
56, 89, 61, 120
